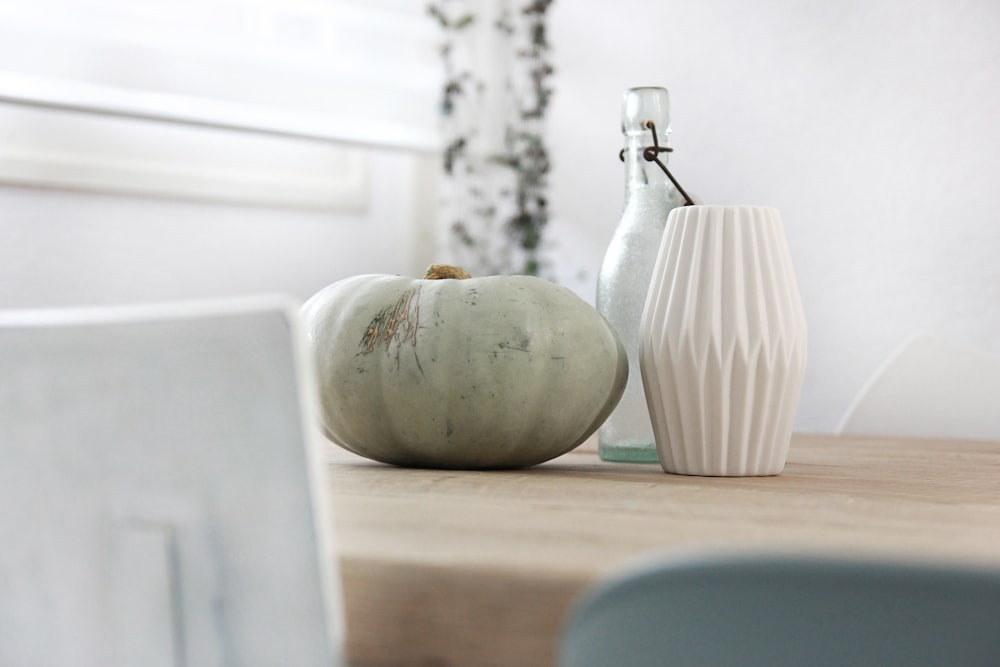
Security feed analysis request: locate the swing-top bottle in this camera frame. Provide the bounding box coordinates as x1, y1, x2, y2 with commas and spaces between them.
596, 86, 687, 462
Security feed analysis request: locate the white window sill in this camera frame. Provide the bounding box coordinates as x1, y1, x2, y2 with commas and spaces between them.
0, 97, 370, 211
0, 72, 442, 154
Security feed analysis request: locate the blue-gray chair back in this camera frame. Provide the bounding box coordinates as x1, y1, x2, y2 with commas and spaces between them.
561, 552, 1000, 667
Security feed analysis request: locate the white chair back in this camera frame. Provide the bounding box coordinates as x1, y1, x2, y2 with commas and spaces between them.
837, 334, 1000, 440
0, 297, 343, 667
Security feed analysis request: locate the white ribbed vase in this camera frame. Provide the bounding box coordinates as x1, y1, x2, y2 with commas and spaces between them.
639, 206, 808, 476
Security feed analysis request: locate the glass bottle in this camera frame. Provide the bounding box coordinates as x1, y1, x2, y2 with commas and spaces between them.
596, 86, 687, 463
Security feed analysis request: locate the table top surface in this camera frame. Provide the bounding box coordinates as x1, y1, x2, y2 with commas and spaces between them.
324, 433, 1000, 667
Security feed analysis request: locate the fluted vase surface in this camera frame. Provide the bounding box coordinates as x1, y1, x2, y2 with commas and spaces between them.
639, 205, 808, 476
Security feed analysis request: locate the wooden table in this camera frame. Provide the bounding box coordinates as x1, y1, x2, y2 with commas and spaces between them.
324, 433, 1000, 667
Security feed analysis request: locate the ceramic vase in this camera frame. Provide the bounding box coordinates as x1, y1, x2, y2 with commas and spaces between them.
639, 206, 808, 476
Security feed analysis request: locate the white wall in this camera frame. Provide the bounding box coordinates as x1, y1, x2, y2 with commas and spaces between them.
0, 149, 435, 309
545, 0, 1000, 432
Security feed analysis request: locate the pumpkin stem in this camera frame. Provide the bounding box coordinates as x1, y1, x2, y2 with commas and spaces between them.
424, 264, 472, 280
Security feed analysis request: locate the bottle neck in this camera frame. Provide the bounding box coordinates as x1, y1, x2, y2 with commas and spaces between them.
623, 138, 675, 194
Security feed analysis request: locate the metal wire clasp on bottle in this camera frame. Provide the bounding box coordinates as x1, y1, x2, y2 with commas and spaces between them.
619, 120, 695, 207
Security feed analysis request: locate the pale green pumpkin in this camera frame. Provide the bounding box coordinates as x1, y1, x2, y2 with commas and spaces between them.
302, 265, 628, 469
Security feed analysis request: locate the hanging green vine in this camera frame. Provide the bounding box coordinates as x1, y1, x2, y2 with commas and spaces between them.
428, 0, 555, 277
427, 3, 477, 172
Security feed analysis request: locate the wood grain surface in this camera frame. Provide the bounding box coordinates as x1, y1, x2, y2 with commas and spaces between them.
324, 433, 1000, 667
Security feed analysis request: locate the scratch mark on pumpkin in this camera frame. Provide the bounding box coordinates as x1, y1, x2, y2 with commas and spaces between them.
360, 287, 425, 375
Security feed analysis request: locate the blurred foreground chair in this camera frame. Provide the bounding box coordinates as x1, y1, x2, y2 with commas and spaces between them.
560, 552, 1000, 667
0, 297, 343, 667
837, 334, 1000, 440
